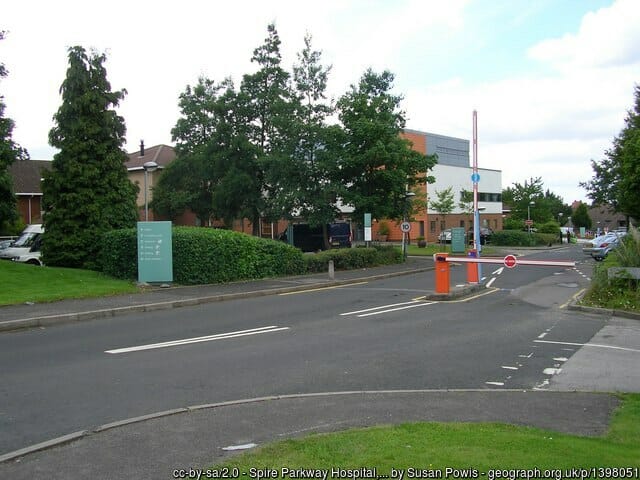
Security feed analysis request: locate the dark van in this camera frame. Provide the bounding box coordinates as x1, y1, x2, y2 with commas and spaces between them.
280, 222, 352, 252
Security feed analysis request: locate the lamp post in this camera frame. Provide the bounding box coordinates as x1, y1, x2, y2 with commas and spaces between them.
527, 201, 535, 234
558, 212, 563, 225
143, 161, 158, 221
402, 191, 416, 260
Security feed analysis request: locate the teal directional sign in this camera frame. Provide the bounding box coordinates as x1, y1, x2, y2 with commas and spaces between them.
137, 221, 173, 283
451, 227, 466, 253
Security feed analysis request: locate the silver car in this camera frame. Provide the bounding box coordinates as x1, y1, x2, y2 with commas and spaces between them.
588, 232, 626, 261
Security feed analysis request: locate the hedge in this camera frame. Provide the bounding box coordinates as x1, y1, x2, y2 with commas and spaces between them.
304, 245, 403, 273
98, 228, 403, 284
491, 230, 558, 247
99, 227, 306, 284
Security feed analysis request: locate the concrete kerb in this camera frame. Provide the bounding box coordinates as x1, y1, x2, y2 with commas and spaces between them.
0, 388, 566, 464
0, 265, 435, 333
566, 289, 640, 321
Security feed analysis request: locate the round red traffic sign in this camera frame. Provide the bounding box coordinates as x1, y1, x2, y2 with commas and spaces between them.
504, 254, 517, 268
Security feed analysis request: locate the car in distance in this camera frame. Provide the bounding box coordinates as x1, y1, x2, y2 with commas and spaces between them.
438, 229, 452, 243
589, 232, 626, 261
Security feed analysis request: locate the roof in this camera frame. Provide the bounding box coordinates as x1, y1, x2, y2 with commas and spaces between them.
125, 144, 176, 170
8, 160, 52, 195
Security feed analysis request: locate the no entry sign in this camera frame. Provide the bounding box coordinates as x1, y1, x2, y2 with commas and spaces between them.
504, 254, 517, 268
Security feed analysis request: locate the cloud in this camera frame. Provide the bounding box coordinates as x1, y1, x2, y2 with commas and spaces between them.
528, 0, 640, 70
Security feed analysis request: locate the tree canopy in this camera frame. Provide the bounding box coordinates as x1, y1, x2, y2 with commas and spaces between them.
581, 85, 640, 221
0, 31, 28, 231
153, 24, 436, 234
42, 46, 138, 268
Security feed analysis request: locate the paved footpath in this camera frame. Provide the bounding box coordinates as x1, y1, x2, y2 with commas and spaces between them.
0, 253, 638, 478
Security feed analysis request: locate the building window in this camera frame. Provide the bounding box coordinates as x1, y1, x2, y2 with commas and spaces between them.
430, 221, 436, 233
419, 221, 425, 237
440, 221, 446, 231
460, 220, 465, 228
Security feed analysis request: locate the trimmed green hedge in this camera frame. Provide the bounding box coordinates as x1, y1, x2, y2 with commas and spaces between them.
304, 246, 402, 273
99, 228, 403, 284
491, 230, 557, 247
99, 227, 305, 284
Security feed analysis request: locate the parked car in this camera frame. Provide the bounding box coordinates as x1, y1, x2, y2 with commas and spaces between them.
279, 222, 352, 252
589, 232, 626, 261
582, 234, 612, 256
468, 227, 493, 245
437, 229, 452, 243
0, 239, 14, 250
0, 224, 43, 262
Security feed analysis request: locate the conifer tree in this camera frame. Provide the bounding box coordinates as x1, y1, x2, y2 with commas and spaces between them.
42, 46, 138, 268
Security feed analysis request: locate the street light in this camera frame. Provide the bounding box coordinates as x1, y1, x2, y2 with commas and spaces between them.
402, 191, 416, 260
527, 201, 535, 234
143, 161, 158, 221
558, 212, 563, 224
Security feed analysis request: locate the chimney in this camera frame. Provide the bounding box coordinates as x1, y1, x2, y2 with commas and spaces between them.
139, 140, 145, 157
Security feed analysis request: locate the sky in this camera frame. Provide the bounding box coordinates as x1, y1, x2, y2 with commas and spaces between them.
2, 0, 639, 205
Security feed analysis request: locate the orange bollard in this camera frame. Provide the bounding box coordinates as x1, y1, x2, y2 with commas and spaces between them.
434, 252, 450, 294
467, 249, 479, 284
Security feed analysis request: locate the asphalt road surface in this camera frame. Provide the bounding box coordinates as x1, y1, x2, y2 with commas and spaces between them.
0, 245, 616, 455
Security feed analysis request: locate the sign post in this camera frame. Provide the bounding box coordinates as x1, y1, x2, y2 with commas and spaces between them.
364, 213, 372, 244
137, 221, 173, 284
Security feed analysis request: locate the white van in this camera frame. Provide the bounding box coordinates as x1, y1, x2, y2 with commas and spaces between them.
0, 224, 44, 265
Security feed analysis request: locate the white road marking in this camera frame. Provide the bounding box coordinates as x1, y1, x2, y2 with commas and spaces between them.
537, 332, 548, 339
340, 301, 421, 316
222, 443, 257, 451
543, 368, 562, 375
105, 326, 290, 354
553, 357, 568, 362
492, 267, 504, 275
486, 277, 496, 288
356, 302, 435, 317
485, 381, 504, 386
534, 339, 640, 353
501, 366, 518, 370
519, 352, 534, 358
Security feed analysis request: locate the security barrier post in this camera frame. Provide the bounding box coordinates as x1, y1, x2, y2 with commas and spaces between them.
435, 253, 450, 294
467, 249, 479, 284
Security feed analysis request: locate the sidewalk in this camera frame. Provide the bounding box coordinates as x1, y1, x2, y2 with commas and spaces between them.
0, 257, 436, 332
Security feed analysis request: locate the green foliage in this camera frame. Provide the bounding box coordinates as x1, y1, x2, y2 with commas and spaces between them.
430, 187, 455, 216
0, 216, 26, 236
0, 31, 29, 228
537, 221, 561, 235
581, 85, 640, 220
336, 69, 436, 221
42, 46, 138, 269
502, 177, 570, 224
99, 227, 305, 284
572, 202, 592, 230
304, 246, 402, 273
491, 230, 557, 247
378, 221, 390, 236
581, 228, 640, 311
503, 217, 524, 231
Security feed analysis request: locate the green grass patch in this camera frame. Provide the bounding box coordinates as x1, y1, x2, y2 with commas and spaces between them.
0, 260, 139, 305
213, 394, 640, 473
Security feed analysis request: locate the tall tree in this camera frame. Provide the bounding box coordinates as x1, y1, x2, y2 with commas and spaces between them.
336, 69, 436, 221
240, 23, 295, 233
280, 33, 340, 247
0, 31, 28, 231
581, 85, 640, 221
430, 187, 455, 238
502, 177, 549, 223
42, 46, 138, 268
572, 202, 592, 230
152, 77, 231, 224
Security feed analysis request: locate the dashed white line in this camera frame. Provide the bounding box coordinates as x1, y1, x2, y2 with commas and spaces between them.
356, 302, 435, 317
501, 366, 518, 370
485, 381, 505, 386
537, 332, 548, 339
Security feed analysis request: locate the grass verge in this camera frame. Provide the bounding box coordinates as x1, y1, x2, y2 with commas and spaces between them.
212, 394, 640, 473
0, 260, 139, 305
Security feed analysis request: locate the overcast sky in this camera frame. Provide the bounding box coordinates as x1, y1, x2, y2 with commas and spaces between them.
2, 0, 639, 204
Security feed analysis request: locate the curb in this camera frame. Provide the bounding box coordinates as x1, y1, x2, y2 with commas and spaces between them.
0, 266, 435, 333
567, 290, 640, 321
0, 388, 589, 464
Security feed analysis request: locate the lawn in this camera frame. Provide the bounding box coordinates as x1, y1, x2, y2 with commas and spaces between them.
0, 260, 139, 305
213, 394, 640, 473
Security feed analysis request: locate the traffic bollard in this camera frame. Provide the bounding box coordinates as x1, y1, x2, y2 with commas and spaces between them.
434, 253, 450, 294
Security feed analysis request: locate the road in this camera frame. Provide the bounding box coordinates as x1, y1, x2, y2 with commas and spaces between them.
0, 245, 607, 455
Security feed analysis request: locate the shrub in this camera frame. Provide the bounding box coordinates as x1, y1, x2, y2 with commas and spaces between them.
99, 227, 305, 284
304, 246, 402, 273
537, 221, 561, 235
491, 230, 556, 247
